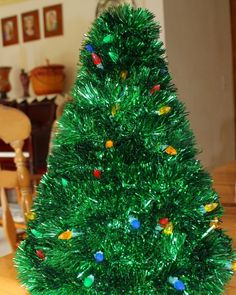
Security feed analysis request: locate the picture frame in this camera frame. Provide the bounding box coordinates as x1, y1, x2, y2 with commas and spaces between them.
21, 10, 40, 42
43, 4, 63, 38
1, 15, 19, 46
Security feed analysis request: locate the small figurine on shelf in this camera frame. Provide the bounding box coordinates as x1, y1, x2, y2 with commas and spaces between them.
20, 69, 30, 98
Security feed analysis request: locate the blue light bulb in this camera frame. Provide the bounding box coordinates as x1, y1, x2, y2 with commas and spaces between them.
94, 251, 104, 263
174, 279, 185, 291
85, 44, 94, 53
130, 219, 141, 229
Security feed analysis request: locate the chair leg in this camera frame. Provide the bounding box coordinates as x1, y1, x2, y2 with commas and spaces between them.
11, 140, 32, 220
0, 188, 17, 252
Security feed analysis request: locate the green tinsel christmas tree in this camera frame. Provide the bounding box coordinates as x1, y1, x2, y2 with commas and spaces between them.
15, 5, 235, 295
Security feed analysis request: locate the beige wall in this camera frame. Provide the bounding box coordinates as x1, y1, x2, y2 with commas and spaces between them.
163, 0, 235, 169
145, 0, 165, 43
0, 0, 99, 96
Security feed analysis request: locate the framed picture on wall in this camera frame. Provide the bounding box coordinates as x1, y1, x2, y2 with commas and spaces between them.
21, 10, 40, 42
43, 4, 63, 38
1, 15, 19, 46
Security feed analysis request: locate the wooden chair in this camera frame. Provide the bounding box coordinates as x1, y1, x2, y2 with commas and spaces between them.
49, 94, 71, 153
0, 104, 32, 252
0, 105, 31, 294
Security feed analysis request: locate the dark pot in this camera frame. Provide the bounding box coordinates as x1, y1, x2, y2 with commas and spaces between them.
0, 67, 11, 99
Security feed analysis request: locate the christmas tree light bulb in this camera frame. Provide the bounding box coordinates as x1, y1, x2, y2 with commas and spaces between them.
120, 70, 128, 81
85, 44, 94, 53
165, 146, 177, 156
204, 203, 218, 212
150, 84, 161, 94
103, 34, 114, 43
157, 106, 171, 115
159, 218, 169, 227
36, 250, 45, 260
168, 276, 185, 291
91, 53, 103, 69
111, 104, 119, 116
105, 140, 114, 148
163, 222, 173, 235
93, 169, 102, 179
129, 217, 141, 229
26, 211, 36, 221
31, 229, 43, 238
83, 275, 94, 288
58, 230, 73, 240
174, 280, 185, 291
61, 178, 68, 187
94, 251, 105, 263
232, 261, 236, 271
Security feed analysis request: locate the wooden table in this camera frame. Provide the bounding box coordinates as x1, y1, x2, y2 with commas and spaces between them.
223, 207, 236, 294
0, 254, 28, 295
212, 161, 236, 205
0, 207, 235, 294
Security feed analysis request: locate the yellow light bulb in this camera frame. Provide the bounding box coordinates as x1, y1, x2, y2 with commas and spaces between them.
111, 104, 119, 116
58, 230, 73, 240
158, 106, 171, 115
232, 261, 236, 271
105, 140, 114, 149
26, 212, 36, 221
163, 222, 173, 235
120, 70, 128, 81
204, 203, 218, 213
165, 146, 177, 156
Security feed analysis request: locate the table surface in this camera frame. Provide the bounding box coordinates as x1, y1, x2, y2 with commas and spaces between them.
223, 207, 236, 294
0, 254, 28, 295
0, 207, 235, 295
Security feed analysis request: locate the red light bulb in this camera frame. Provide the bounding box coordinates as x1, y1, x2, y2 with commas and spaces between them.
150, 84, 161, 94
159, 218, 169, 227
91, 53, 102, 66
93, 169, 101, 179
36, 250, 45, 260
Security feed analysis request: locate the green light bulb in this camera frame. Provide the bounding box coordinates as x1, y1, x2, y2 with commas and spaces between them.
31, 229, 43, 238
61, 178, 68, 187
103, 34, 114, 43
83, 275, 94, 288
